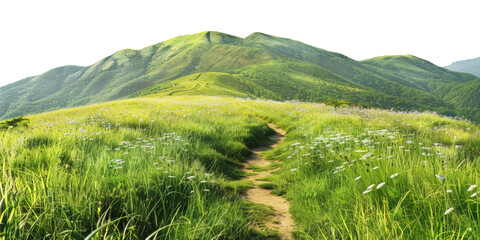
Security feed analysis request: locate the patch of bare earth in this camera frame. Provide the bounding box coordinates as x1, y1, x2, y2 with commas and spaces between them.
242, 123, 294, 239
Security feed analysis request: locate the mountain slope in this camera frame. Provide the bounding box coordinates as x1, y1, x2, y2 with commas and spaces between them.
445, 57, 480, 77
245, 33, 450, 107
1, 31, 479, 123
0, 31, 275, 119
362, 55, 480, 120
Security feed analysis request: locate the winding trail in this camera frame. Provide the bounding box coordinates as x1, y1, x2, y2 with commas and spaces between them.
243, 123, 294, 239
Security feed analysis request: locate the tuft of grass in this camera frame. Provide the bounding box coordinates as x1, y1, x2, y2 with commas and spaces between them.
226, 180, 255, 194
247, 162, 280, 172
258, 182, 277, 190
0, 116, 29, 129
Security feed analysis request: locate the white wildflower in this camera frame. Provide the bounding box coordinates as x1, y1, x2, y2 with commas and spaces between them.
444, 207, 454, 215
363, 189, 372, 194
435, 174, 446, 181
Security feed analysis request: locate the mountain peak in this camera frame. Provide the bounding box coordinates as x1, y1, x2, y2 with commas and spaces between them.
194, 31, 244, 45
247, 32, 273, 38
364, 54, 420, 61
246, 32, 285, 42
157, 31, 244, 48
362, 54, 439, 67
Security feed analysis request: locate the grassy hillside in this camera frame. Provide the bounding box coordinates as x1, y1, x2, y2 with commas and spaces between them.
1, 95, 479, 239
136, 72, 257, 98
445, 57, 480, 77
1, 31, 480, 123
138, 55, 475, 115
363, 55, 480, 120
0, 31, 274, 120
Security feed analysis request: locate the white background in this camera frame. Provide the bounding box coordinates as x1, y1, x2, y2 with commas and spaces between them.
0, 0, 479, 87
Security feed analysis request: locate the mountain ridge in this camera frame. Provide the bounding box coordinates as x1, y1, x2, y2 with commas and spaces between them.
445, 56, 480, 77
1, 31, 479, 123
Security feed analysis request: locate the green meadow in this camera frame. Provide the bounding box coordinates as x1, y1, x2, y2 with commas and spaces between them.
1, 95, 479, 239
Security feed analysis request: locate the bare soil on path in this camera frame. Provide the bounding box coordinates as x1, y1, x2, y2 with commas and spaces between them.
242, 123, 294, 239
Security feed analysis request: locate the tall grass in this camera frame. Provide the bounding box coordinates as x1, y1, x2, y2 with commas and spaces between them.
254, 102, 480, 239
1, 95, 479, 239
0, 97, 275, 239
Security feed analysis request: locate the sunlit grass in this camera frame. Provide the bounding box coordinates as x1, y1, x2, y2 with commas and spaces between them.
0, 96, 276, 239
257, 102, 480, 239
1, 95, 479, 239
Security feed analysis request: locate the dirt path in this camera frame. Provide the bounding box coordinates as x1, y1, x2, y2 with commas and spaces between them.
243, 123, 294, 239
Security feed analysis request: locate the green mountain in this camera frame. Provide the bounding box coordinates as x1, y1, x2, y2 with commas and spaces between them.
362, 55, 480, 121
445, 57, 480, 77
1, 31, 479, 122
